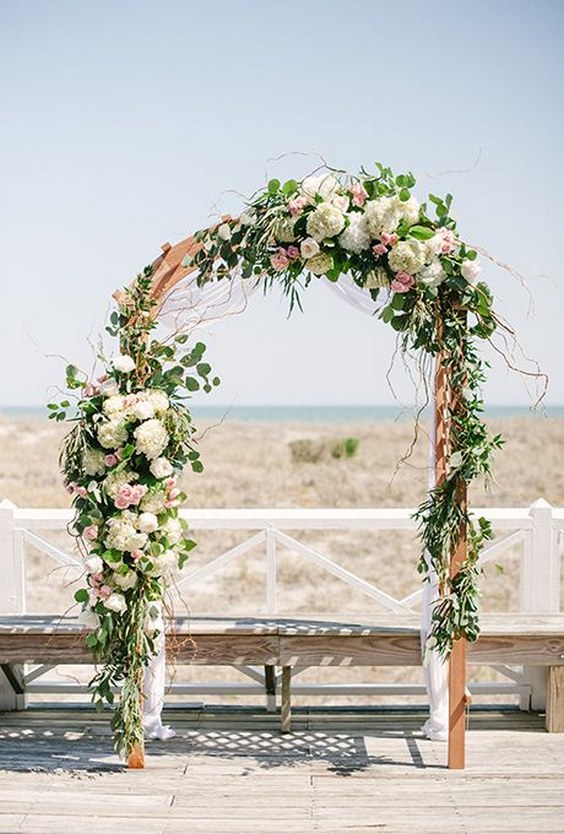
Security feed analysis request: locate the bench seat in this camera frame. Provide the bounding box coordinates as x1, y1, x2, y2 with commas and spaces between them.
1, 613, 563, 732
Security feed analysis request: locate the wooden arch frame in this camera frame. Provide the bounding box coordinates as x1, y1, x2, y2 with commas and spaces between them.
128, 227, 469, 770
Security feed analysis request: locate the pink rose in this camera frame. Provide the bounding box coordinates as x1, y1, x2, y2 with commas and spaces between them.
287, 246, 300, 260
165, 478, 176, 490
91, 572, 104, 585
391, 272, 415, 293
270, 250, 290, 271
96, 585, 112, 600
76, 486, 88, 499
351, 183, 367, 207
168, 488, 181, 500
380, 232, 399, 246
130, 485, 148, 505
131, 549, 144, 562
372, 243, 387, 256
114, 496, 130, 510
97, 374, 107, 384
84, 384, 98, 397
104, 454, 118, 467
288, 196, 307, 216
84, 525, 98, 541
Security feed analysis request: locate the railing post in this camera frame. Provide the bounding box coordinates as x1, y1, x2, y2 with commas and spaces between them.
0, 499, 26, 710
521, 497, 559, 710
266, 526, 277, 616
0, 500, 25, 615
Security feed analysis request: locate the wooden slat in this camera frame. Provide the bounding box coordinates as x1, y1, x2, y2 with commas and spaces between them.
546, 666, 564, 732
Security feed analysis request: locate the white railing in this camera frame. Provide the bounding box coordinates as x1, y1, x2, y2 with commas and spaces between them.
1, 498, 563, 710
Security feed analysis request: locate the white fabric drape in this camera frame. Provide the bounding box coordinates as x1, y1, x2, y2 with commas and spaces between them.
145, 268, 447, 740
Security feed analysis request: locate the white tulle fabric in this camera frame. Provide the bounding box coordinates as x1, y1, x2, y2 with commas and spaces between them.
145, 268, 447, 740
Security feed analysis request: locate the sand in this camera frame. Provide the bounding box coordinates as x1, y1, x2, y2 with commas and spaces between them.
1, 413, 562, 705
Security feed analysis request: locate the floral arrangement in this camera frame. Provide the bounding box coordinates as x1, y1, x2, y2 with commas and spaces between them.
189, 163, 504, 659
49, 269, 219, 758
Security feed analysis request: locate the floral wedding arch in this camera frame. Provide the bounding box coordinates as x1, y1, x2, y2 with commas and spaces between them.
52, 162, 507, 770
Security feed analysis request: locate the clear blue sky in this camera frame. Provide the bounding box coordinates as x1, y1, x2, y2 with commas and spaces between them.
2, 0, 563, 407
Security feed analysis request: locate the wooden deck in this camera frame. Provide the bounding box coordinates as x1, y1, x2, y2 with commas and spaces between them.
0, 708, 562, 833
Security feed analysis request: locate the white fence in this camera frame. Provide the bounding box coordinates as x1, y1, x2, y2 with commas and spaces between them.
1, 498, 563, 710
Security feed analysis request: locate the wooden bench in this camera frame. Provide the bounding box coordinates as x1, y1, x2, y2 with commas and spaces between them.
1, 614, 563, 733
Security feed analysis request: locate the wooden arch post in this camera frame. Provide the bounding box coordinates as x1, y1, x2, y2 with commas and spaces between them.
434, 319, 468, 770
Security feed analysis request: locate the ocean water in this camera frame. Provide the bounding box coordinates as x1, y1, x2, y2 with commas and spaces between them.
1, 404, 562, 423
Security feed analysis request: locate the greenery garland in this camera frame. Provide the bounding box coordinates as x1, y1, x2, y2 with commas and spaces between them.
188, 163, 503, 658
50, 270, 219, 757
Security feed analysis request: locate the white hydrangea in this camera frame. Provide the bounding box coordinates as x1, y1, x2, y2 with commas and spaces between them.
339, 213, 371, 254
300, 174, 340, 204
307, 252, 333, 275
147, 390, 169, 416
150, 457, 174, 479
274, 217, 296, 242
364, 197, 401, 237
104, 469, 136, 499
97, 419, 129, 450
114, 571, 138, 590
306, 203, 345, 242
395, 195, 420, 226
103, 592, 127, 614
134, 418, 169, 460
417, 259, 446, 287
140, 490, 167, 514
83, 448, 106, 477
151, 549, 178, 578
162, 517, 183, 545
388, 240, 427, 275
103, 395, 126, 418
105, 518, 148, 552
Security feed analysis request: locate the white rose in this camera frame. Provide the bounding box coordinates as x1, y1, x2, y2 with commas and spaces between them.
418, 260, 446, 288
100, 379, 119, 397
132, 399, 155, 421
85, 555, 104, 575
461, 259, 481, 284
114, 571, 138, 590
217, 223, 231, 241
103, 593, 127, 614
147, 390, 169, 415
138, 512, 159, 533
300, 238, 320, 259
78, 608, 100, 629
150, 457, 174, 479
124, 532, 148, 552
113, 355, 136, 373
332, 195, 350, 213
163, 517, 183, 545
134, 418, 169, 460
307, 252, 333, 276
300, 174, 340, 204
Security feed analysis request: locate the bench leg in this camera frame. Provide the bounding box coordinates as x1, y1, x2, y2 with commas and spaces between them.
0, 664, 26, 710
280, 666, 291, 733
264, 665, 277, 713
546, 666, 564, 732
